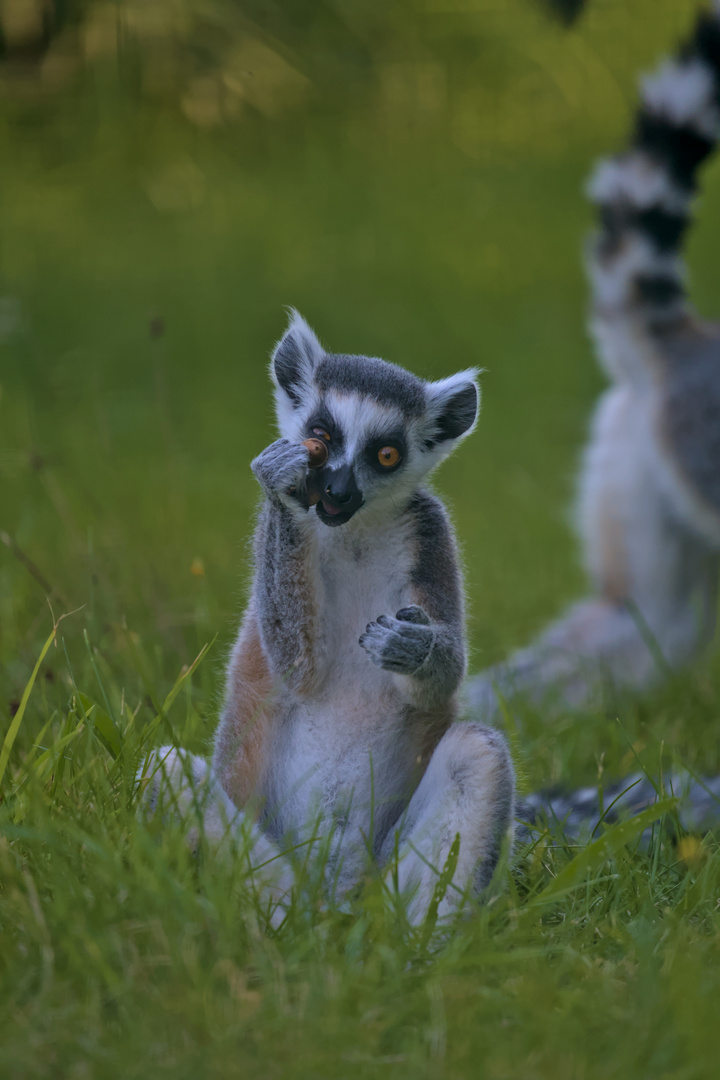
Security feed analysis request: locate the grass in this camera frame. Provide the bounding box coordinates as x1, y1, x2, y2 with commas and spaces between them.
3, 629, 720, 1080
4, 0, 720, 1075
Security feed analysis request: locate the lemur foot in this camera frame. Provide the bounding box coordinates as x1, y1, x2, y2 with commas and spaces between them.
137, 746, 240, 844
137, 746, 295, 924
251, 438, 310, 504
359, 605, 435, 675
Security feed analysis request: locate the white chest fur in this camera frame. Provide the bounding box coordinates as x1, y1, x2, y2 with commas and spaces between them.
315, 514, 414, 682
264, 510, 423, 850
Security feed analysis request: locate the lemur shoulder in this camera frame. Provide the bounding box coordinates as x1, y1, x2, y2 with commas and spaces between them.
144, 314, 514, 924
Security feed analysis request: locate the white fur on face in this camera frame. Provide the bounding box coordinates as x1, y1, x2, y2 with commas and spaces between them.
317, 390, 431, 513
323, 391, 405, 465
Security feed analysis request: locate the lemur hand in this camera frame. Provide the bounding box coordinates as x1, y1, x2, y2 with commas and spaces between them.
359, 606, 435, 675
251, 439, 310, 504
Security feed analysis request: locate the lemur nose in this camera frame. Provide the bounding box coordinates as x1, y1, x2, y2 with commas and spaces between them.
325, 483, 353, 506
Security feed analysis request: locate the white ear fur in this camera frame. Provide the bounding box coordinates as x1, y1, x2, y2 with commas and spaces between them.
271, 309, 324, 409
425, 369, 481, 446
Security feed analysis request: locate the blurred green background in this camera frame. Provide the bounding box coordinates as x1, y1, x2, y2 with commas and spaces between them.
8, 5, 720, 1078
2, 0, 719, 762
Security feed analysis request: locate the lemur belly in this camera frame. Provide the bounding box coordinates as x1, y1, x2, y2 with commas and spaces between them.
260, 528, 433, 851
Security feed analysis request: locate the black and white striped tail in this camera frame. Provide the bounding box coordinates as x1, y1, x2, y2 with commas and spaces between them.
520, 770, 720, 842
588, 4, 720, 323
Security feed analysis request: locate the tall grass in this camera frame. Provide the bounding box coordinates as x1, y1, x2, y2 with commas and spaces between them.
2, 616, 720, 1077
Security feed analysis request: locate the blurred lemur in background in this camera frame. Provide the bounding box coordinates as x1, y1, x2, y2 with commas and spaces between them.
143, 313, 514, 923
468, 3, 720, 730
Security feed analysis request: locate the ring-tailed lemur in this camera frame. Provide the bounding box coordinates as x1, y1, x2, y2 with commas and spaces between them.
468, 3, 720, 724
141, 313, 514, 924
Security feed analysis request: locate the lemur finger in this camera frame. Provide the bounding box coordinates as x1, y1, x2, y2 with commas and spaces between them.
359, 618, 433, 674
373, 615, 431, 642
395, 606, 430, 625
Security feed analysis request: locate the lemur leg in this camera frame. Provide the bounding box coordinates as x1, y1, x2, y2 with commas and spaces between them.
138, 747, 294, 917
468, 386, 719, 719
381, 722, 514, 925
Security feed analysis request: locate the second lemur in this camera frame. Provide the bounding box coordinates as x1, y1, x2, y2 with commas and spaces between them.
144, 313, 514, 923
469, 3, 720, 720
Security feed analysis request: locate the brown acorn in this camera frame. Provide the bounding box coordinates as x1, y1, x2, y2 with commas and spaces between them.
303, 437, 329, 469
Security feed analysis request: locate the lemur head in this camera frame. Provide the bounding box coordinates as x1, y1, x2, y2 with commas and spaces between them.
270, 311, 479, 528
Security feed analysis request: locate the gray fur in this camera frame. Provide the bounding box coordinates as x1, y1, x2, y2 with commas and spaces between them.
408, 491, 464, 626
251, 438, 310, 505
142, 312, 512, 924
520, 769, 720, 844
380, 721, 515, 923
466, 10, 720, 724
660, 321, 720, 518
253, 500, 319, 691
315, 353, 426, 417
359, 610, 435, 675
272, 310, 324, 407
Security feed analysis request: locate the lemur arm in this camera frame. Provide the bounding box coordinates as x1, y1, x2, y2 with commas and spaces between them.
360, 491, 466, 707
251, 439, 323, 695
211, 440, 322, 808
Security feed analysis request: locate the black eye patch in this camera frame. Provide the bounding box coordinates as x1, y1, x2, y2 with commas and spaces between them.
364, 434, 406, 474
306, 414, 343, 450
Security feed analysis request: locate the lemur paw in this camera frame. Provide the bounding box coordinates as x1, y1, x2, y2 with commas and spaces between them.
359, 607, 434, 675
251, 438, 310, 502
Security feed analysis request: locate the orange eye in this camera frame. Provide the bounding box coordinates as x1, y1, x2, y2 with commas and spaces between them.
312, 427, 331, 442
377, 446, 400, 468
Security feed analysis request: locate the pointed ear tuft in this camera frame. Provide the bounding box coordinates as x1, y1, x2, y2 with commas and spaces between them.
271, 310, 323, 407
425, 371, 480, 446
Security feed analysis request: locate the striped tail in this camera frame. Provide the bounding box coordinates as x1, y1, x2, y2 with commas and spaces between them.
520, 769, 720, 843
588, 4, 720, 327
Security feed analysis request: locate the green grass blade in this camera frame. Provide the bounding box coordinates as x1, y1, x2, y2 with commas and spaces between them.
161, 638, 215, 715
533, 796, 678, 906
0, 627, 56, 792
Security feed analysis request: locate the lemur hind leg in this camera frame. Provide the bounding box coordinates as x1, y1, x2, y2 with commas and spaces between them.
381, 722, 515, 926
138, 746, 294, 918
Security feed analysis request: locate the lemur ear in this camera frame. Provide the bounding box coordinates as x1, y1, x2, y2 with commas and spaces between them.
271, 310, 324, 407
424, 370, 480, 446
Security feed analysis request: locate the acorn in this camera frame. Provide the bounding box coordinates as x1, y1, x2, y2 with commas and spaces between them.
303, 438, 328, 506
287, 438, 328, 507
303, 437, 329, 469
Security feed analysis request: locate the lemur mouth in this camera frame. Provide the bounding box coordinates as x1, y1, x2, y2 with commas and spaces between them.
316, 497, 363, 527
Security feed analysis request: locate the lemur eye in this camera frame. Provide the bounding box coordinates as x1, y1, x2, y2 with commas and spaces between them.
377, 446, 401, 468
312, 427, 331, 442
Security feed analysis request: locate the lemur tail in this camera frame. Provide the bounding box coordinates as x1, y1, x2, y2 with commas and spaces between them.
519, 768, 720, 843
588, 3, 720, 328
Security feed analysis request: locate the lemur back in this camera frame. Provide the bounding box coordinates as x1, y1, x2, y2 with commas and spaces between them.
144, 314, 514, 924
468, 3, 720, 720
